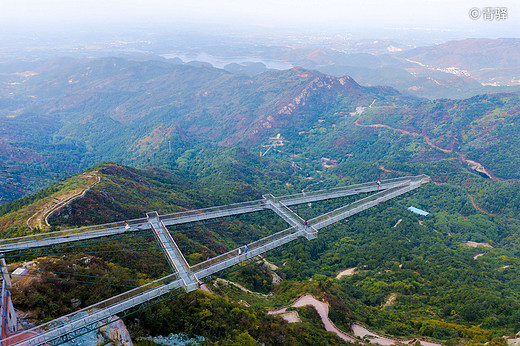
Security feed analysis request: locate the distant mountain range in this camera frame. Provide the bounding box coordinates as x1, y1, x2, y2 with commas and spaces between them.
399, 38, 520, 87
358, 92, 520, 180
0, 57, 410, 202
2, 57, 402, 143
2, 46, 520, 203
2, 36, 520, 346
279, 39, 520, 99
163, 38, 520, 99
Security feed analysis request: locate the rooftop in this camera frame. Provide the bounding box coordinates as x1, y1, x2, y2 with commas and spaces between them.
408, 206, 429, 216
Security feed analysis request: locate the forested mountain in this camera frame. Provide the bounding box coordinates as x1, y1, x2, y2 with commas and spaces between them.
358, 93, 520, 179
158, 38, 520, 99
2, 53, 520, 345
3, 149, 520, 344
0, 57, 413, 203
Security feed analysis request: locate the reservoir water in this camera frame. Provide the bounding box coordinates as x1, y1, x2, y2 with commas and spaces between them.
160, 52, 293, 70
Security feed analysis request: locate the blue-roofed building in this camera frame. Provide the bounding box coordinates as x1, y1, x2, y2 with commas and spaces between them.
408, 206, 429, 216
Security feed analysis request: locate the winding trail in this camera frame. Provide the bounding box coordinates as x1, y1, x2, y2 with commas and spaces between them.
469, 194, 495, 216
269, 294, 442, 345
379, 165, 405, 175
268, 294, 359, 343
26, 172, 101, 229
354, 119, 452, 154
354, 119, 501, 181
214, 278, 271, 298
351, 324, 441, 346
336, 267, 357, 279
465, 159, 496, 180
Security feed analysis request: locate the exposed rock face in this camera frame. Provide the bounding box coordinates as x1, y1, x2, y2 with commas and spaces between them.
58, 313, 133, 346
278, 74, 360, 116
506, 331, 520, 346
99, 316, 133, 346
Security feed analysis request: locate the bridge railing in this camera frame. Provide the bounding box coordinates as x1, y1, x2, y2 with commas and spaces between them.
0, 174, 431, 344
263, 194, 306, 225
308, 183, 411, 229
1, 272, 181, 345
278, 175, 424, 204
159, 220, 192, 273
0, 175, 430, 252
0, 217, 148, 250
278, 201, 306, 225
191, 225, 299, 274
159, 199, 266, 223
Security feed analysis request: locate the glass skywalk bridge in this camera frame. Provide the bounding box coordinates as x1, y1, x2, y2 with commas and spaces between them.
0, 175, 430, 345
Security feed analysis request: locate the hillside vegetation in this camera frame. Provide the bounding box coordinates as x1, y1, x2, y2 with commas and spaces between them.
2, 145, 520, 344
1, 57, 418, 203
2, 56, 520, 344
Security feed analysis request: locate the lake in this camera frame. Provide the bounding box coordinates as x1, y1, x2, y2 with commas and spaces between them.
160, 52, 293, 70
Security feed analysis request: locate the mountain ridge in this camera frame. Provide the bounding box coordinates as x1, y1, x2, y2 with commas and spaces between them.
1, 57, 414, 203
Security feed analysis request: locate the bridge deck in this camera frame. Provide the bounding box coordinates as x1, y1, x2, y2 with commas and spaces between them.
1, 175, 430, 345
147, 212, 198, 292
0, 176, 422, 254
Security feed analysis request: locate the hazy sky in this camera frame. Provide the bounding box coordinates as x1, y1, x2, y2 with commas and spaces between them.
1, 0, 518, 39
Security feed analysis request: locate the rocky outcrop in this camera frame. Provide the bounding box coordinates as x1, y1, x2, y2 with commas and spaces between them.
99, 316, 133, 346
277, 74, 360, 116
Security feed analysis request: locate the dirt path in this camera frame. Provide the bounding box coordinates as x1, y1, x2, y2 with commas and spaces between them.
269, 294, 359, 343
351, 324, 441, 346
354, 119, 452, 154
336, 267, 357, 279
469, 194, 495, 216
464, 241, 492, 248
26, 172, 100, 229
214, 278, 272, 297
465, 159, 496, 180
270, 294, 442, 346
379, 165, 406, 175
354, 119, 503, 182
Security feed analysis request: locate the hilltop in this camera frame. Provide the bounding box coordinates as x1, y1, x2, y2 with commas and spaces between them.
355, 92, 520, 180
2, 51, 520, 344
0, 143, 317, 234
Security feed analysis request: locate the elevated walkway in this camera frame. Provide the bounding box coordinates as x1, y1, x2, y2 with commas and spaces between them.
147, 212, 198, 292
0, 175, 430, 345
0, 176, 426, 254
263, 194, 315, 240
279, 176, 418, 206
6, 273, 183, 346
